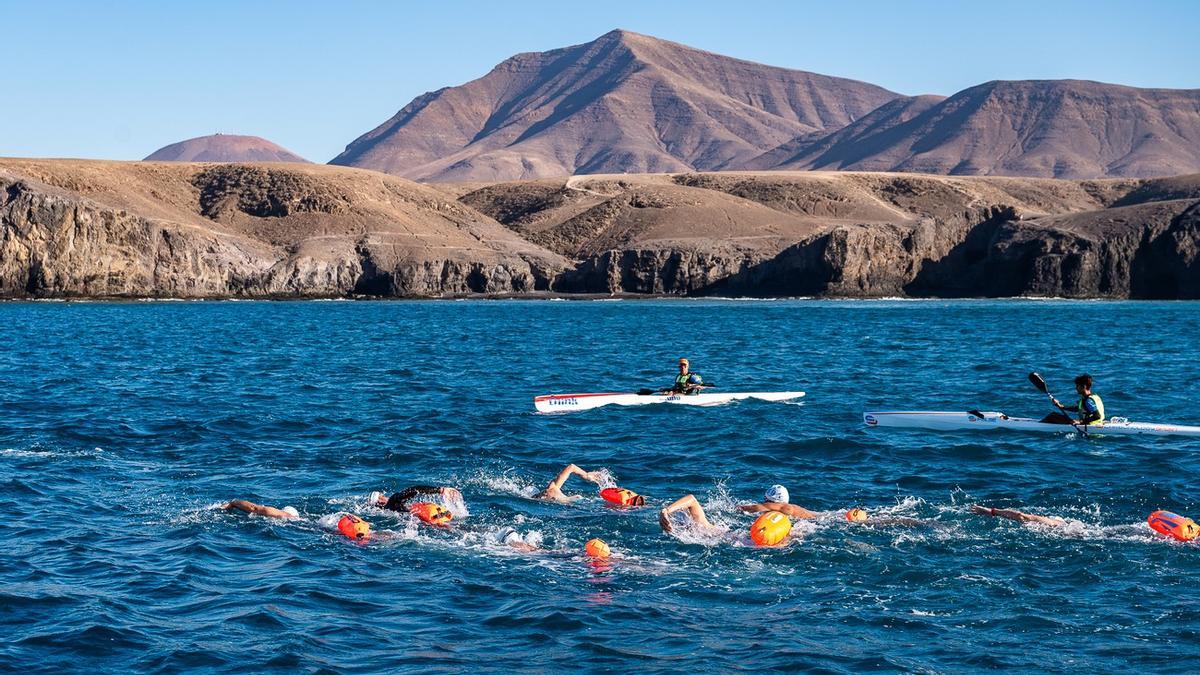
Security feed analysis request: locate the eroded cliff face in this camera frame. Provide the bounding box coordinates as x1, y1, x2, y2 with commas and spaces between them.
464, 173, 1200, 298
2, 160, 1199, 299
0, 161, 567, 298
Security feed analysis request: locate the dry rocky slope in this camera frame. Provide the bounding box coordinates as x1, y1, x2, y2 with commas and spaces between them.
457, 172, 1200, 298
330, 30, 900, 181
747, 81, 1200, 179
330, 29, 1200, 181
2, 159, 1198, 299
0, 159, 567, 298
145, 134, 311, 163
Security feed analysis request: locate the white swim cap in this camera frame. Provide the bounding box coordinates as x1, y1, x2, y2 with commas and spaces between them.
282, 506, 300, 518
765, 485, 789, 504
495, 526, 520, 545
368, 491, 384, 505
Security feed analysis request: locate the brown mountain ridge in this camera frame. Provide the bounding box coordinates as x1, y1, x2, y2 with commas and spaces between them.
330, 31, 1200, 181
330, 30, 901, 181
747, 80, 1200, 179
145, 134, 311, 163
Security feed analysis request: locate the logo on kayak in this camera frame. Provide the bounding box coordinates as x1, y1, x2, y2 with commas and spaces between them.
550, 397, 578, 406
666, 395, 680, 402
864, 415, 877, 426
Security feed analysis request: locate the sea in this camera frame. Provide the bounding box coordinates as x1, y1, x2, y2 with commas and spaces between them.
1, 299, 1198, 672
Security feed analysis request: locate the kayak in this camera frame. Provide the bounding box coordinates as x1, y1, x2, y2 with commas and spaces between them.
535, 391, 805, 414
863, 411, 1200, 437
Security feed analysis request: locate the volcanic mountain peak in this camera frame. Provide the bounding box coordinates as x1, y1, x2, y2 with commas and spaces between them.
750, 79, 1200, 178
144, 134, 310, 163
330, 30, 901, 181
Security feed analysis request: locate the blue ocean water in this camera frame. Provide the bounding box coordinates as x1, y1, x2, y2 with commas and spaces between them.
1, 299, 1198, 672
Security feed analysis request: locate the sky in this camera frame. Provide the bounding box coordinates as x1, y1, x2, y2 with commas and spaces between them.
4, 0, 1197, 163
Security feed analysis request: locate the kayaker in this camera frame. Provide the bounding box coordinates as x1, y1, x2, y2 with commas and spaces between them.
658, 485, 818, 533
223, 499, 300, 519
1042, 374, 1104, 426
372, 485, 464, 512
535, 464, 607, 503
670, 358, 704, 395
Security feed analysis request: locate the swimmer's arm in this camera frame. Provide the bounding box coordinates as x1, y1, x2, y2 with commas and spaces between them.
384, 485, 441, 506
779, 504, 818, 519
738, 502, 817, 519
223, 500, 294, 519
660, 494, 710, 532
547, 464, 601, 490
972, 505, 1064, 527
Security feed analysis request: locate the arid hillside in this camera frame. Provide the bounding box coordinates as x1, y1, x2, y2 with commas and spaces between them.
144, 134, 311, 163
329, 30, 900, 181
0, 159, 567, 298
746, 81, 1200, 179
457, 171, 1200, 297
2, 159, 1198, 298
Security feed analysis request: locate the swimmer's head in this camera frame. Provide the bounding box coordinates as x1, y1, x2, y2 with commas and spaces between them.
281, 506, 300, 519
1183, 519, 1200, 542
370, 491, 386, 507
495, 526, 520, 546
845, 508, 868, 523
764, 485, 789, 504
585, 538, 611, 559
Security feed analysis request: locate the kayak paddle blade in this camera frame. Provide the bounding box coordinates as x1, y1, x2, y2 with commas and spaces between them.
1028, 372, 1049, 394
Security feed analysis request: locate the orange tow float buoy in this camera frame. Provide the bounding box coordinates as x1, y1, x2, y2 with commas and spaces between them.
410, 502, 453, 527
337, 514, 371, 541
749, 511, 792, 547
1148, 510, 1199, 542
600, 487, 645, 507
585, 538, 611, 559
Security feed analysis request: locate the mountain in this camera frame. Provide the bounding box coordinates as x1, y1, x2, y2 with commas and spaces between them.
329, 29, 900, 181
144, 134, 310, 163
748, 80, 1200, 178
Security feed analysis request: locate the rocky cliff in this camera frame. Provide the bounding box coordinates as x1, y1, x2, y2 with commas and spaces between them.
0, 160, 567, 298
461, 172, 1200, 298
2, 159, 1198, 299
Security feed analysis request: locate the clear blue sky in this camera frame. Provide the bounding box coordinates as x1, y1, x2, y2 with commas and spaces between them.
4, 0, 1197, 163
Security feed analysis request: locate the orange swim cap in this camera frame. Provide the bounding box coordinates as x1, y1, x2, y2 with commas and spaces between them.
410, 502, 453, 527
846, 508, 868, 522
600, 487, 645, 507
749, 511, 792, 547
337, 514, 371, 541
1148, 510, 1199, 542
585, 538, 611, 558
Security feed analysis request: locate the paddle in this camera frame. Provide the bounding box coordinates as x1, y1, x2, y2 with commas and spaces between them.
1028, 372, 1088, 437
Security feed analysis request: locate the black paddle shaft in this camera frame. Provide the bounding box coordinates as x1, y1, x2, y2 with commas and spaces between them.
1028, 372, 1088, 437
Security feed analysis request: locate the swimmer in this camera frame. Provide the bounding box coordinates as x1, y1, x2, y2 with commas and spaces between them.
536, 464, 606, 503
658, 485, 818, 533
223, 499, 299, 520
844, 507, 927, 527
735, 485, 819, 520
970, 504, 1068, 527
371, 485, 464, 512
492, 526, 542, 552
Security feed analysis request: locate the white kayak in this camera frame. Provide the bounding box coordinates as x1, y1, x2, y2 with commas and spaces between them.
863, 411, 1200, 437
535, 391, 805, 413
